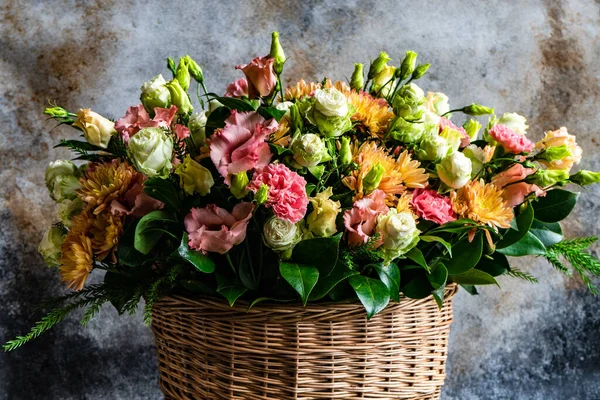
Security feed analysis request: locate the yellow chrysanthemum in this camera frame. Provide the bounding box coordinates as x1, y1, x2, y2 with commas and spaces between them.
451, 179, 514, 229
90, 211, 123, 260
78, 160, 139, 215
284, 79, 350, 101
342, 142, 429, 204
271, 116, 291, 147
60, 211, 94, 291
347, 91, 394, 138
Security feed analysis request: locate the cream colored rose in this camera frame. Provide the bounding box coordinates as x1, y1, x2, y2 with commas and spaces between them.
437, 152, 472, 189
73, 108, 116, 149
376, 208, 420, 262
314, 87, 349, 117
307, 187, 341, 237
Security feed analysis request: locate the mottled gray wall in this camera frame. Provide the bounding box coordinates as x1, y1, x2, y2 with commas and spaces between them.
1, 0, 599, 399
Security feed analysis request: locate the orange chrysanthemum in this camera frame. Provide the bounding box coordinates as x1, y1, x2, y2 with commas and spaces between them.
284, 79, 350, 101
342, 142, 429, 204
90, 211, 123, 260
271, 116, 291, 147
347, 91, 394, 138
60, 211, 94, 291
78, 160, 140, 215
451, 179, 514, 229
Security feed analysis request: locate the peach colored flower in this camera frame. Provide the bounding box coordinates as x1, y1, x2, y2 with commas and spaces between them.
343, 189, 388, 246
236, 56, 277, 98
491, 164, 544, 207
535, 127, 582, 171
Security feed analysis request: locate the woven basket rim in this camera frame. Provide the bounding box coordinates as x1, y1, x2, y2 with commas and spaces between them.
155, 283, 458, 314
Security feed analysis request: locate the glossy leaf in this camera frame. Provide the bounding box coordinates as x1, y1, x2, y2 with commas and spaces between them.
532, 189, 579, 223
205, 106, 231, 136
402, 274, 433, 299
476, 252, 509, 277
216, 274, 247, 306
258, 107, 287, 122
444, 233, 483, 275
529, 220, 563, 247
496, 231, 546, 256
420, 235, 452, 257
280, 262, 319, 305
428, 218, 480, 234
428, 263, 449, 309
349, 275, 390, 319
406, 248, 429, 272
496, 202, 534, 249
375, 263, 401, 302
177, 233, 216, 273
117, 221, 144, 267
209, 94, 258, 111
309, 260, 358, 301
291, 234, 341, 276
450, 269, 499, 286
144, 177, 181, 211
134, 210, 176, 255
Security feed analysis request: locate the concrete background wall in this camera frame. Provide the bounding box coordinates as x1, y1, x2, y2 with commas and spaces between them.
1, 0, 599, 398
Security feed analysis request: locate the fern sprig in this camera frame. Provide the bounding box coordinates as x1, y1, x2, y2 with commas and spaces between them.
507, 268, 539, 283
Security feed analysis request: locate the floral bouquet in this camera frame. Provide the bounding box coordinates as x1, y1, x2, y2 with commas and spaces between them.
5, 32, 600, 351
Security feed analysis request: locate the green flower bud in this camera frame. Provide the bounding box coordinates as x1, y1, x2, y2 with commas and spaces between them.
175, 155, 214, 196
339, 136, 352, 165
570, 170, 600, 186
140, 74, 172, 113
45, 160, 81, 202
127, 127, 173, 177
368, 51, 391, 79
527, 169, 570, 187
269, 31, 286, 75
176, 57, 191, 91
263, 216, 302, 259
462, 103, 495, 116
44, 106, 69, 118
230, 172, 250, 199
372, 65, 396, 97
166, 79, 193, 115
350, 63, 364, 92
167, 57, 176, 74
392, 83, 426, 118
436, 152, 472, 189
536, 145, 572, 163
306, 88, 353, 138
411, 63, 430, 80
290, 103, 303, 132
462, 144, 486, 176
184, 55, 204, 83
399, 50, 418, 81
415, 132, 450, 161
363, 162, 385, 193
38, 224, 67, 268
254, 183, 269, 205
463, 119, 482, 140
188, 111, 209, 147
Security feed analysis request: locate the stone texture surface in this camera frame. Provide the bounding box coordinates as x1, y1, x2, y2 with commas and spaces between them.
1, 0, 599, 399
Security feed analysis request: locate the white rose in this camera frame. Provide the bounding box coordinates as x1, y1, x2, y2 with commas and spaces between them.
376, 209, 420, 262
56, 198, 84, 228
436, 152, 472, 189
425, 92, 450, 116
263, 216, 303, 258
127, 127, 173, 178
462, 144, 486, 176
415, 132, 450, 161
498, 112, 528, 135
291, 133, 329, 167
314, 88, 349, 117
45, 160, 81, 202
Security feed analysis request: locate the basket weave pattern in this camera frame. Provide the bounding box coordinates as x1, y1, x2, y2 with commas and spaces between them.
151, 284, 458, 399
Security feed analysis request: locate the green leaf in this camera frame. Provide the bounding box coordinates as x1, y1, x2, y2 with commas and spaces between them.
428, 263, 448, 309
117, 222, 144, 267
428, 218, 480, 234
178, 280, 216, 295
309, 260, 358, 301
402, 274, 433, 299
496, 202, 534, 249
104, 271, 135, 314
306, 183, 317, 197
279, 262, 319, 305
143, 177, 181, 210
268, 143, 293, 156
532, 189, 579, 223
258, 107, 287, 122
308, 165, 325, 180
205, 107, 231, 136
216, 274, 247, 306
460, 284, 478, 295
176, 233, 215, 273
420, 235, 452, 257
291, 233, 341, 276
134, 211, 176, 255
55, 139, 102, 152
450, 269, 499, 286
476, 252, 509, 277
444, 233, 483, 275
348, 275, 390, 319
497, 231, 546, 256
375, 263, 401, 302
530, 220, 563, 247
209, 94, 258, 111
406, 248, 429, 272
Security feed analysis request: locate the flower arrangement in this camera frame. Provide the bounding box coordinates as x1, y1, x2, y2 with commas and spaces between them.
6, 32, 600, 351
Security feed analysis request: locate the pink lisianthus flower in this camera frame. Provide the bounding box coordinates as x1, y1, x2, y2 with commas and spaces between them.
209, 110, 277, 184
110, 181, 164, 218
439, 117, 470, 147
488, 124, 534, 154
410, 188, 456, 225
225, 78, 249, 98
236, 56, 277, 98
248, 163, 309, 224
184, 203, 254, 254
343, 190, 388, 246
115, 104, 179, 142
492, 163, 544, 207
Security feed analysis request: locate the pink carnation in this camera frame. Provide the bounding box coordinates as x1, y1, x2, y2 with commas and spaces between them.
115, 104, 179, 142
488, 124, 534, 154
225, 78, 249, 98
209, 111, 277, 184
236, 56, 277, 98
439, 117, 470, 147
173, 124, 190, 140
492, 163, 544, 207
410, 188, 456, 225
248, 163, 309, 223
343, 190, 388, 246
184, 203, 254, 254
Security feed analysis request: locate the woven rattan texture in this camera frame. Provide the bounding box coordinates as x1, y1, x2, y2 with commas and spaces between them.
151, 284, 458, 400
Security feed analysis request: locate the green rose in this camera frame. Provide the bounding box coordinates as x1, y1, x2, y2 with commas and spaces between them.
392, 83, 425, 118
498, 112, 528, 135
389, 117, 427, 143
45, 160, 81, 202
291, 133, 330, 167
38, 224, 67, 268
127, 127, 173, 177
56, 198, 84, 228
436, 152, 472, 189
306, 88, 353, 138
140, 74, 172, 113
415, 132, 451, 161
376, 209, 420, 262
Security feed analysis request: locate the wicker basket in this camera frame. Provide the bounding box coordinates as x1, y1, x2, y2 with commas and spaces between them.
151, 284, 458, 399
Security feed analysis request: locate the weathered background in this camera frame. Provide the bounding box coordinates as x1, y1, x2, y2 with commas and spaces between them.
1, 0, 599, 399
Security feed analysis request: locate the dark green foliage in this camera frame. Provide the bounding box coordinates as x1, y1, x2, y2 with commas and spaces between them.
542, 237, 600, 294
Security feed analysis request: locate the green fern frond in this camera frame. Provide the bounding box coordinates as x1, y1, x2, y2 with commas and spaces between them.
507, 268, 539, 283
